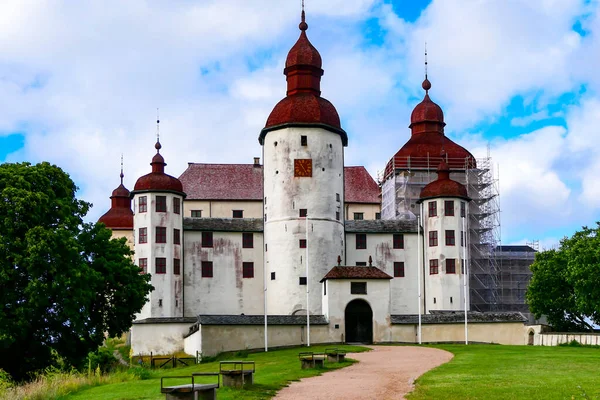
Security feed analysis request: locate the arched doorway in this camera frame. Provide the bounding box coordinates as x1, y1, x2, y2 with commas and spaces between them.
528, 330, 534, 345
345, 299, 373, 344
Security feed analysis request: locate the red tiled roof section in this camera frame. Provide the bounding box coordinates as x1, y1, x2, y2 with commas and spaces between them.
344, 166, 380, 204
179, 164, 264, 201
321, 266, 392, 282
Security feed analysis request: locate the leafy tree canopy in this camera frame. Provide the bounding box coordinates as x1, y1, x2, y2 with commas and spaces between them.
0, 162, 152, 380
527, 223, 600, 332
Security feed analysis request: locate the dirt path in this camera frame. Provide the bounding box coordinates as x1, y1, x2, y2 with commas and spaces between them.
274, 346, 452, 400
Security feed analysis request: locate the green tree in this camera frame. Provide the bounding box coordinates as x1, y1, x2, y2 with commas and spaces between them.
0, 162, 152, 380
527, 223, 600, 331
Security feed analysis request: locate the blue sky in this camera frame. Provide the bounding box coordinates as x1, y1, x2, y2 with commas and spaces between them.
0, 0, 599, 249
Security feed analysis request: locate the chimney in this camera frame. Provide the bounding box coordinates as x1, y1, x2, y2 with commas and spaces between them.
253, 157, 260, 167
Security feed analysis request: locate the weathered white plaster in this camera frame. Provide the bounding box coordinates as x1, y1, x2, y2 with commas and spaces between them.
183, 200, 263, 219
131, 322, 190, 355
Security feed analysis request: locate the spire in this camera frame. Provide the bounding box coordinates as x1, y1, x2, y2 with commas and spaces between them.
300, 0, 307, 31
151, 112, 166, 173
120, 154, 124, 184
422, 43, 431, 93
155, 108, 162, 152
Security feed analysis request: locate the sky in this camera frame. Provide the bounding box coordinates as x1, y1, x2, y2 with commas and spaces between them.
0, 0, 598, 249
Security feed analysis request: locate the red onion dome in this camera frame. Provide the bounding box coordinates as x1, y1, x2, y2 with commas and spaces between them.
410, 77, 445, 130
98, 170, 134, 229
260, 10, 347, 146
132, 140, 185, 195
418, 160, 470, 202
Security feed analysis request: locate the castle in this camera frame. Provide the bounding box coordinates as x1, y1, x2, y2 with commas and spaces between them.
98, 10, 526, 355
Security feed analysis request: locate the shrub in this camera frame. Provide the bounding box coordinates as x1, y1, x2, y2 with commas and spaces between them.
87, 347, 118, 373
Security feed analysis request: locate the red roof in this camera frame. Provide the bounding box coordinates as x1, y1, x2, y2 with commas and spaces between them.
344, 166, 380, 204
179, 164, 380, 204
321, 266, 392, 282
419, 161, 469, 201
133, 141, 184, 194
98, 179, 133, 229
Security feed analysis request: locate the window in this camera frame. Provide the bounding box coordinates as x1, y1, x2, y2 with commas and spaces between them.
394, 262, 405, 277
336, 193, 340, 202
324, 281, 327, 295
429, 231, 438, 247
139, 227, 147, 244
393, 234, 404, 249
201, 261, 213, 278
232, 210, 243, 218
428, 201, 437, 217
159, 299, 163, 307
353, 212, 364, 220
375, 212, 381, 220
191, 210, 202, 218
174, 259, 181, 275
429, 259, 439, 275
461, 202, 466, 218
356, 262, 367, 266
265, 243, 267, 252
299, 277, 307, 285
461, 259, 465, 274
156, 227, 167, 243
445, 230, 455, 246
174, 229, 181, 245
446, 259, 456, 274
351, 282, 367, 294
270, 272, 276, 280
202, 232, 213, 248
139, 258, 147, 274
299, 239, 307, 248
301, 135, 307, 146
242, 233, 253, 248
156, 196, 167, 212
336, 211, 340, 221
445, 200, 454, 216
173, 197, 181, 214
461, 231, 464, 246
356, 234, 367, 249
156, 257, 166, 274
299, 209, 307, 217
139, 196, 147, 213
243, 262, 254, 278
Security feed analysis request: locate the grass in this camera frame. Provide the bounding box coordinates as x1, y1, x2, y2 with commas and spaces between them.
59, 344, 369, 400
407, 344, 600, 400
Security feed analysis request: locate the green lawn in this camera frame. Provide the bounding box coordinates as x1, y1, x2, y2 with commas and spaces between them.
408, 344, 600, 400
59, 345, 369, 400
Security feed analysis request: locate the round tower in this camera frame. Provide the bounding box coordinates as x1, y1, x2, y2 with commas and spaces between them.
98, 165, 134, 246
131, 137, 186, 319
259, 10, 348, 315
417, 160, 471, 312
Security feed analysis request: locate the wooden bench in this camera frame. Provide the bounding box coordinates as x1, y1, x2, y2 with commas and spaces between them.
325, 348, 347, 363
298, 352, 326, 369
219, 360, 255, 388
160, 373, 219, 400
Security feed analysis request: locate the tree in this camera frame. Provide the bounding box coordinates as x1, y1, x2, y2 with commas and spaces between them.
0, 162, 152, 380
527, 223, 600, 332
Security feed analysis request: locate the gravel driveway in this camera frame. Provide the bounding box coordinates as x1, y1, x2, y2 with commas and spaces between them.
274, 345, 452, 400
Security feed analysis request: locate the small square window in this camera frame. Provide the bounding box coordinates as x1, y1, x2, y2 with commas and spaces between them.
446, 259, 456, 274
173, 258, 181, 275
139, 258, 147, 274
394, 262, 405, 277
191, 210, 202, 218
375, 212, 381, 220
445, 200, 454, 216
242, 233, 253, 248
156, 257, 166, 274
428, 201, 437, 217
301, 135, 307, 146
299, 277, 307, 285
356, 262, 367, 266
243, 262, 254, 278
299, 209, 307, 217
429, 259, 439, 275
393, 234, 404, 249
156, 196, 167, 212
201, 261, 213, 278
156, 227, 166, 243
353, 212, 364, 220
299, 239, 307, 248
174, 228, 181, 245
139, 227, 147, 244
139, 196, 147, 213
271, 272, 276, 280
173, 197, 181, 214
233, 210, 243, 218
461, 202, 466, 218
350, 282, 367, 294
429, 231, 438, 247
356, 234, 367, 249
202, 232, 213, 248
445, 230, 455, 246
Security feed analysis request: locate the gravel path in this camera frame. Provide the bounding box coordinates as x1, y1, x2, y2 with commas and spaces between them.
274, 346, 452, 400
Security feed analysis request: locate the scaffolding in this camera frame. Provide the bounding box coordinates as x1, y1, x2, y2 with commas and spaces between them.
495, 245, 537, 323
381, 154, 501, 312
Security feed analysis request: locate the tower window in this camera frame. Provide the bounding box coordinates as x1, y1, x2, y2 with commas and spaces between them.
336, 193, 340, 202
461, 231, 464, 246
156, 227, 166, 243
299, 277, 307, 285
445, 230, 455, 246
299, 209, 307, 217
242, 232, 254, 248
429, 231, 438, 247
353, 212, 364, 220
191, 210, 202, 218
139, 258, 147, 274
173, 198, 181, 214
445, 200, 454, 216
428, 201, 437, 217
350, 282, 367, 295
156, 196, 167, 212
233, 210, 243, 218
301, 135, 307, 146
158, 299, 163, 307
139, 227, 147, 244
174, 258, 181, 275
299, 239, 307, 248
201, 261, 213, 278
461, 202, 466, 218
429, 259, 439, 275
139, 196, 147, 213
174, 229, 181, 245
461, 259, 465, 274
394, 262, 405, 277
446, 259, 456, 274
393, 234, 404, 249
155, 257, 166, 274
336, 211, 340, 221
355, 234, 367, 249
271, 272, 276, 280
243, 262, 254, 278
202, 232, 213, 248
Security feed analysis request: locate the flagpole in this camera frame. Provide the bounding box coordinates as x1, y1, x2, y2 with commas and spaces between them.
463, 215, 468, 345
417, 214, 422, 344
306, 215, 310, 347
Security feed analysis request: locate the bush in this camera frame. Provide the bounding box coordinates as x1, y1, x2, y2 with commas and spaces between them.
128, 366, 151, 380
87, 347, 118, 373
0, 369, 13, 391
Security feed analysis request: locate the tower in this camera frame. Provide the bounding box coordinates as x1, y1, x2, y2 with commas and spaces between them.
259, 10, 348, 315
98, 161, 134, 246
131, 136, 186, 319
